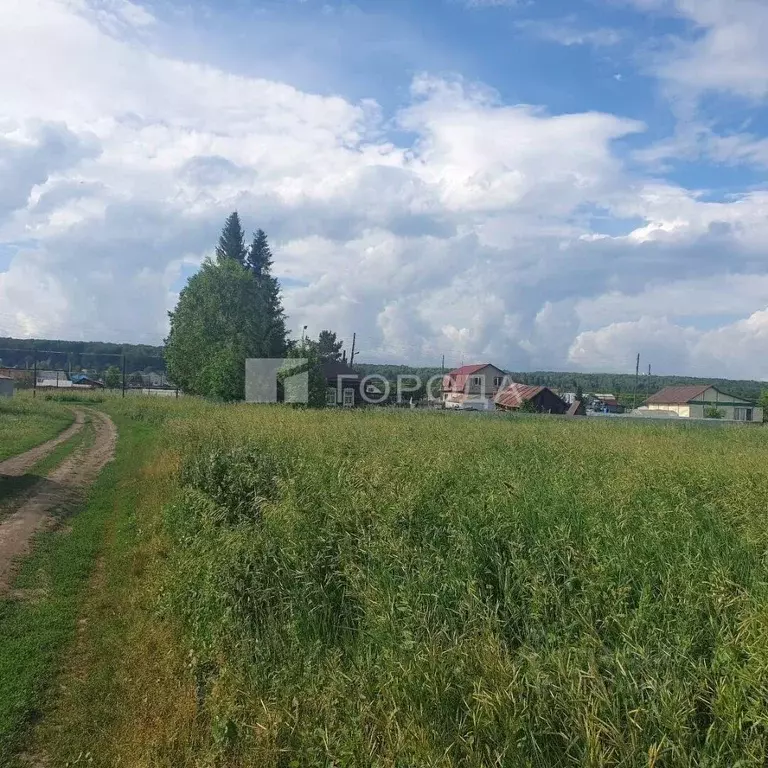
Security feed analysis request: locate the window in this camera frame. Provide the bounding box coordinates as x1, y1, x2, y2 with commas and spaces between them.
472, 376, 482, 386
326, 387, 337, 406
734, 407, 753, 422
343, 387, 355, 407
493, 376, 504, 387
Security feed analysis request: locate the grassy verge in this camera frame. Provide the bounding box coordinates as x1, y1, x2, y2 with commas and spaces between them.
27, 405, 197, 766
0, 413, 156, 764
0, 395, 74, 462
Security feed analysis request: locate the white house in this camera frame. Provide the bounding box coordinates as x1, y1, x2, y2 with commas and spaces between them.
441, 364, 508, 410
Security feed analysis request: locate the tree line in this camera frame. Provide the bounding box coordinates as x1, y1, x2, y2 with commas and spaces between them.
0, 338, 164, 374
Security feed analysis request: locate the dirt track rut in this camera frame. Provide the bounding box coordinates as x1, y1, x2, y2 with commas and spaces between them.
0, 409, 117, 593
0, 409, 85, 477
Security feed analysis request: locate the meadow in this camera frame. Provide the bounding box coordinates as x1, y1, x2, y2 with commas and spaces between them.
0, 396, 73, 461
4, 397, 768, 766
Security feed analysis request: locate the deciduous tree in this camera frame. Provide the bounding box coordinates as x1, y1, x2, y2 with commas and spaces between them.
165, 258, 265, 401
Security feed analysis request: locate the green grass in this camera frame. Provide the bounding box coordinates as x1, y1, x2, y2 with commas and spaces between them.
0, 395, 74, 462
20, 399, 768, 767
0, 413, 156, 764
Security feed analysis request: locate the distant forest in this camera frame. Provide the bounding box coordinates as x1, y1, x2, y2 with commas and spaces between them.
356, 364, 768, 405
0, 337, 166, 374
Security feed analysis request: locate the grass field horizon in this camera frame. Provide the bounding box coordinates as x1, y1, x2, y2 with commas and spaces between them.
4, 396, 768, 765
18, 398, 765, 766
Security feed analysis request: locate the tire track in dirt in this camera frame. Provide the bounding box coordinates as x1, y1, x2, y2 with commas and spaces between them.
0, 409, 85, 477
0, 409, 117, 594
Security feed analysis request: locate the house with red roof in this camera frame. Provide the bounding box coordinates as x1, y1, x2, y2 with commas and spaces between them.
441, 363, 508, 410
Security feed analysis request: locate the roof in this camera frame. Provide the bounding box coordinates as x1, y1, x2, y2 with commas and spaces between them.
446, 364, 492, 378
645, 385, 712, 405
442, 363, 504, 393
566, 400, 582, 416
320, 359, 360, 381
494, 383, 545, 409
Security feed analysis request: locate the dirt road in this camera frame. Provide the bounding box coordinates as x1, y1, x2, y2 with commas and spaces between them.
0, 409, 85, 477
0, 408, 117, 593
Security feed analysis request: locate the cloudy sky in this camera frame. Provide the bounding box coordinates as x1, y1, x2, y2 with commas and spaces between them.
2, 0, 768, 377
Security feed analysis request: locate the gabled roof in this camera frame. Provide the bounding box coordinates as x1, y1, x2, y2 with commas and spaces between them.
443, 363, 505, 393
446, 364, 492, 377
494, 383, 545, 409
645, 385, 711, 405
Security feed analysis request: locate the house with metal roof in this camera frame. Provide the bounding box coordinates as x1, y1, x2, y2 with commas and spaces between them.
441, 363, 508, 410
495, 383, 568, 414
644, 385, 763, 421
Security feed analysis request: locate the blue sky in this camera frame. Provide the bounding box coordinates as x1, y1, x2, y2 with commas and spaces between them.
1, 0, 768, 377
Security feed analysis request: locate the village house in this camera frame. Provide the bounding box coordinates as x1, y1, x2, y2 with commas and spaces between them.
442, 364, 508, 410
644, 385, 763, 421
322, 359, 366, 407
495, 383, 568, 414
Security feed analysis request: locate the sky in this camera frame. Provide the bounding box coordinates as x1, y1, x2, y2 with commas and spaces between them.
2, 0, 768, 378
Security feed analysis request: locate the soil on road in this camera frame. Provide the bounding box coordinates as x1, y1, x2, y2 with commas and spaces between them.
0, 408, 117, 593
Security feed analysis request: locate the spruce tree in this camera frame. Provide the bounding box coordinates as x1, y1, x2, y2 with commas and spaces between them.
247, 229, 287, 357
317, 330, 343, 361
216, 211, 247, 264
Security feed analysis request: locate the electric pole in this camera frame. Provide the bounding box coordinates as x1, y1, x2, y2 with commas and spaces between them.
350, 333, 357, 366
632, 353, 640, 410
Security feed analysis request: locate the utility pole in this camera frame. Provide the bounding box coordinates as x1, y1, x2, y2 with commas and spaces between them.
632, 353, 640, 410
441, 354, 445, 375
350, 333, 357, 366
121, 354, 126, 399
32, 341, 37, 399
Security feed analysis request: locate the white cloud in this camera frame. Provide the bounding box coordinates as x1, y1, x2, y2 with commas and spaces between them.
629, 0, 768, 101
516, 18, 623, 47
569, 309, 768, 380
0, 0, 767, 379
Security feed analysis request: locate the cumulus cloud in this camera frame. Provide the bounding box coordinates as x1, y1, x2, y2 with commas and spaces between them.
0, 0, 767, 379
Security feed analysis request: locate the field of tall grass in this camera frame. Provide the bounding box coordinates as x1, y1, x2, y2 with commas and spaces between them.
92, 400, 766, 767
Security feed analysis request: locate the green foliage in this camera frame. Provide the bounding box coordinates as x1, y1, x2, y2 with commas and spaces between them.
760, 390, 768, 422
282, 341, 326, 408
104, 365, 121, 389
518, 397, 537, 413
316, 330, 343, 361
215, 211, 247, 265
165, 258, 267, 401
704, 406, 725, 419
0, 338, 163, 374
